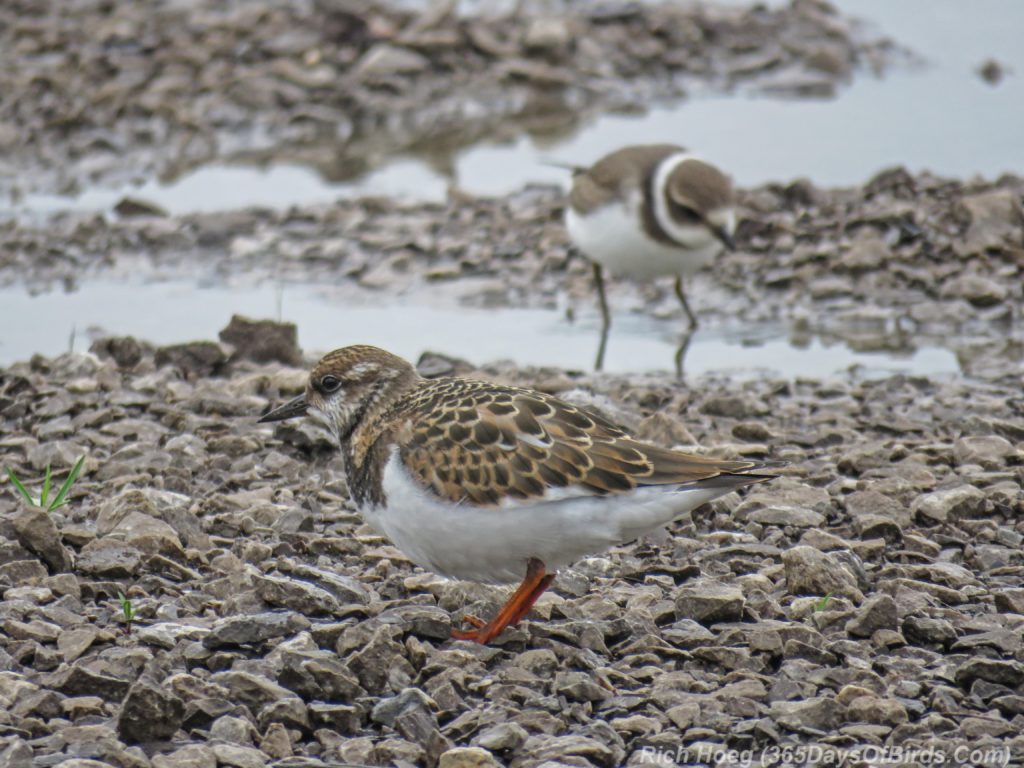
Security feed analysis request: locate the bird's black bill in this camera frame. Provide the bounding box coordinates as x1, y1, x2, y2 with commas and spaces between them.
714, 226, 736, 252
259, 394, 308, 423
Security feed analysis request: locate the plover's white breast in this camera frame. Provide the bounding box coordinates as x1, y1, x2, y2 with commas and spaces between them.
565, 191, 722, 281
360, 448, 735, 584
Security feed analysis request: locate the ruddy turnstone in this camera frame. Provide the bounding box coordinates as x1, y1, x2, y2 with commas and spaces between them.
260, 345, 778, 644
563, 144, 737, 338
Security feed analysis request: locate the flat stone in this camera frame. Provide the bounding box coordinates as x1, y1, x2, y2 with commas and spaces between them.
438, 747, 501, 768
846, 595, 898, 637
211, 744, 268, 768
782, 546, 864, 602
12, 506, 73, 572
356, 43, 430, 77
118, 677, 186, 742
674, 579, 745, 625
746, 505, 825, 527
76, 538, 143, 578
204, 612, 309, 648
152, 744, 218, 768
254, 574, 341, 616
57, 627, 100, 663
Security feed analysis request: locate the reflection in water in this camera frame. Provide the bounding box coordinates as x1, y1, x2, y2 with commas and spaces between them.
0, 279, 962, 380
6, 1, 1023, 218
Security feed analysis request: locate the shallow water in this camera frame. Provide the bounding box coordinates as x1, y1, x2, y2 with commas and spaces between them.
0, 1, 1014, 377
0, 280, 960, 378
5, 0, 1021, 218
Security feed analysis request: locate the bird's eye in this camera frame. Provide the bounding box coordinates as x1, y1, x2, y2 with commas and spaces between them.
319, 374, 342, 393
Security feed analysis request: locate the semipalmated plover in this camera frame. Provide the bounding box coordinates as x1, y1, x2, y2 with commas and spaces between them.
260, 345, 779, 644
563, 144, 737, 340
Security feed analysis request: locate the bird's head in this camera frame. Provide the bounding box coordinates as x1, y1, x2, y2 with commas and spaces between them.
662, 157, 736, 252
259, 345, 419, 442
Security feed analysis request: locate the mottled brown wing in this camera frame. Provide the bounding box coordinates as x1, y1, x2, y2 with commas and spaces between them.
397, 380, 772, 506
569, 144, 683, 215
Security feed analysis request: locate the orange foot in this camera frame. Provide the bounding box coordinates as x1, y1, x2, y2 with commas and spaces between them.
450, 558, 556, 645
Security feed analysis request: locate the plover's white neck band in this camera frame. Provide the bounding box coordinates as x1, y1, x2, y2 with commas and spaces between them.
651, 152, 712, 249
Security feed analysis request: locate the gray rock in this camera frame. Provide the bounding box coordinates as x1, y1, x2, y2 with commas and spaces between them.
118, 678, 186, 742
57, 627, 100, 662
209, 714, 258, 745
309, 702, 363, 734
555, 671, 611, 702
356, 44, 430, 77
0, 738, 32, 768
76, 538, 143, 578
746, 505, 825, 527
372, 687, 436, 728
994, 589, 1024, 614
210, 671, 298, 714
674, 579, 745, 625
12, 505, 73, 572
259, 722, 292, 759
106, 511, 184, 557
257, 696, 309, 731
219, 315, 301, 366
343, 626, 410, 694
844, 489, 911, 528
210, 744, 268, 768
378, 604, 452, 639
474, 722, 529, 752
438, 747, 502, 768
782, 546, 864, 602
844, 695, 909, 726
953, 435, 1018, 469
941, 274, 1008, 307
0, 559, 48, 585
151, 744, 217, 768
960, 188, 1023, 253
846, 594, 898, 637
254, 574, 341, 616
911, 485, 987, 523
523, 17, 571, 52
204, 612, 309, 648
700, 394, 768, 418
954, 658, 1024, 689
50, 664, 132, 701
770, 696, 842, 732
902, 616, 957, 647
155, 341, 228, 378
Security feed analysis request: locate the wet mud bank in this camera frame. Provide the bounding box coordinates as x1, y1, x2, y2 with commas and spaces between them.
0, 0, 892, 201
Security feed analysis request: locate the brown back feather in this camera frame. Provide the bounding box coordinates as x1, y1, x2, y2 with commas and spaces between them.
389, 379, 774, 506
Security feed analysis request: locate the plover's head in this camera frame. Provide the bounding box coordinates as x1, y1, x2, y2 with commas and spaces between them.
656, 156, 736, 252
259, 345, 418, 441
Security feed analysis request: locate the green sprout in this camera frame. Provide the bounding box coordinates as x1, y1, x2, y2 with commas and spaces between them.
6, 456, 86, 512
814, 591, 834, 612
117, 592, 137, 634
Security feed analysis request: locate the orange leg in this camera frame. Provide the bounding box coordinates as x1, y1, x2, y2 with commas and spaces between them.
451, 558, 555, 644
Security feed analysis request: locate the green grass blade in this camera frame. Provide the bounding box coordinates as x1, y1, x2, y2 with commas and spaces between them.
6, 468, 35, 505
50, 456, 85, 510
41, 465, 52, 506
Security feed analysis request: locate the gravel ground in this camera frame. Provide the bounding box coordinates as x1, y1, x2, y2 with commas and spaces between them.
1, 331, 1023, 767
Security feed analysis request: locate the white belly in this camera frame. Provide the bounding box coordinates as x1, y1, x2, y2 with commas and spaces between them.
360, 450, 735, 584
565, 198, 721, 280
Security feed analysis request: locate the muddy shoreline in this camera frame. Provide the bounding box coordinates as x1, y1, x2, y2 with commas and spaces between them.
3, 169, 1022, 378
1, 0, 893, 201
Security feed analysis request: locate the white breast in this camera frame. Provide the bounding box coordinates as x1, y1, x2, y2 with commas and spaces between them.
565, 190, 721, 280
359, 449, 737, 584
